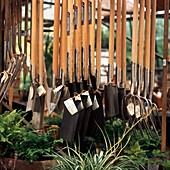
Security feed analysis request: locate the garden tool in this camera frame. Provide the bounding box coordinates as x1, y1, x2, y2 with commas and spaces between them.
105, 0, 119, 119
46, 0, 62, 116
86, 0, 104, 137
60, 1, 81, 142
79, 0, 96, 140
140, 0, 159, 139
66, 0, 86, 139
10, 0, 25, 86
118, 0, 126, 119
26, 0, 38, 112
121, 0, 144, 138
57, 0, 70, 113
0, 0, 16, 103
148, 0, 161, 129
81, 0, 89, 91
88, 0, 96, 90
32, 0, 46, 130
135, 0, 152, 139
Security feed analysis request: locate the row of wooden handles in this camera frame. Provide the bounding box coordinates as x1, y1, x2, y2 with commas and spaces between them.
31, 0, 157, 86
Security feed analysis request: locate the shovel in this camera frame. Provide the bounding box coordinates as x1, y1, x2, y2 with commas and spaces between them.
26, 0, 37, 112
57, 0, 70, 113
148, 0, 161, 129
46, 0, 62, 116
86, 0, 104, 137
32, 0, 46, 130
105, 0, 119, 119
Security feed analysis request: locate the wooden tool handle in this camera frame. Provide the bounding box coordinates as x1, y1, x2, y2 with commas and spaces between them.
116, 0, 121, 69
131, 0, 138, 63
18, 0, 22, 24
138, 0, 145, 67
39, 0, 43, 85
77, 0, 82, 81
121, 0, 126, 82
31, 0, 37, 78
67, 0, 73, 83
82, 0, 89, 80
12, 0, 16, 27
96, 0, 102, 84
144, 0, 151, 69
108, 0, 115, 79
150, 0, 156, 73
4, 0, 10, 42
60, 0, 68, 76
88, 0, 95, 76
53, 0, 60, 78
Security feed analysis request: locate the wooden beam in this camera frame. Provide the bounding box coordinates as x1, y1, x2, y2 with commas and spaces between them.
161, 0, 169, 153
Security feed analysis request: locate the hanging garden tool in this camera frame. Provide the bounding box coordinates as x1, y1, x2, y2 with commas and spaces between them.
80, 0, 95, 140
86, 0, 104, 137
148, 0, 161, 129
60, 0, 81, 146
57, 0, 70, 113
118, 0, 126, 119
26, 0, 38, 112
105, 0, 119, 119
0, 0, 16, 103
140, 0, 159, 138
46, 0, 62, 116
32, 0, 46, 130
121, 0, 144, 138
135, 0, 152, 139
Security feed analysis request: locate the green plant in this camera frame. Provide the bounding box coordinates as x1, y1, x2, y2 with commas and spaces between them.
45, 146, 143, 170
0, 110, 25, 146
0, 110, 63, 163
44, 116, 62, 127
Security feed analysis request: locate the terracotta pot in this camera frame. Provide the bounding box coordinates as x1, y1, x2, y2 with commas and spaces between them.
0, 158, 57, 170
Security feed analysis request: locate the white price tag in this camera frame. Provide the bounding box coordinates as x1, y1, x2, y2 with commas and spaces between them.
163, 59, 166, 67
37, 85, 46, 96
92, 95, 99, 110
64, 98, 78, 115
135, 105, 141, 118
53, 85, 63, 93
127, 103, 135, 116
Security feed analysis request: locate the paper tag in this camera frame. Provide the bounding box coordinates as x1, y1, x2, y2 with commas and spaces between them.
163, 59, 166, 66
29, 86, 34, 100
64, 98, 78, 115
135, 105, 141, 118
127, 103, 135, 116
75, 94, 81, 101
37, 85, 46, 96
92, 94, 99, 110
53, 85, 63, 93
